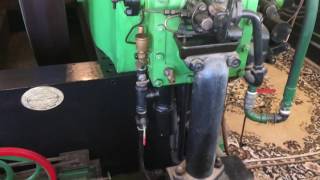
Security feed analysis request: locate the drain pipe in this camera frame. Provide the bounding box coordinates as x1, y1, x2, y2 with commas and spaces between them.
244, 0, 319, 123
184, 53, 231, 178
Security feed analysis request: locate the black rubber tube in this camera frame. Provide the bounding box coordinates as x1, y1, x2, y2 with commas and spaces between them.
154, 87, 179, 163
241, 11, 264, 68
241, 11, 266, 87
176, 85, 192, 161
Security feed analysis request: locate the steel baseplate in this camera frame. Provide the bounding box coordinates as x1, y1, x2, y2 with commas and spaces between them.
167, 161, 226, 180
167, 156, 253, 180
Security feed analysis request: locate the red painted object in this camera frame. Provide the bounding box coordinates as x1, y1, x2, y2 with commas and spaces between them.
0, 147, 57, 180
257, 88, 277, 95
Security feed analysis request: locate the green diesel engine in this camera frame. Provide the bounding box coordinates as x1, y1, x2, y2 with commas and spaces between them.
79, 0, 316, 179
83, 0, 264, 87
0, 0, 318, 179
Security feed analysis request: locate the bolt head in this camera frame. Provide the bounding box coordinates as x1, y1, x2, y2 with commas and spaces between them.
188, 58, 204, 72
227, 56, 241, 68
198, 3, 207, 11
175, 165, 186, 176
157, 24, 164, 31
154, 80, 163, 87
125, 8, 133, 15
156, 53, 164, 60
201, 18, 214, 31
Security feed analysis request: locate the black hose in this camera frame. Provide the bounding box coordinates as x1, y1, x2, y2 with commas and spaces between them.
138, 132, 151, 180
241, 11, 263, 68
134, 27, 150, 179
221, 116, 230, 156
240, 11, 266, 87
154, 87, 180, 164
221, 86, 232, 156
126, 10, 145, 44
176, 84, 192, 161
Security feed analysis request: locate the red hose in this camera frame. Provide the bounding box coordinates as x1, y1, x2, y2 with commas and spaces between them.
0, 147, 57, 180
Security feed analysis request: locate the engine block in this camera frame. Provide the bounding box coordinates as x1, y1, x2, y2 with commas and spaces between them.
82, 0, 259, 87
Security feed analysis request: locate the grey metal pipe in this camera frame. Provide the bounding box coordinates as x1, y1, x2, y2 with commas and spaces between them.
240, 10, 266, 87
185, 57, 229, 178
241, 10, 264, 68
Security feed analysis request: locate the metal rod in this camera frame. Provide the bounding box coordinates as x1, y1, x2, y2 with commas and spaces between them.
239, 116, 247, 147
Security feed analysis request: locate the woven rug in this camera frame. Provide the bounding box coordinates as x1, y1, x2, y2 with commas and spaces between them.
225, 49, 320, 179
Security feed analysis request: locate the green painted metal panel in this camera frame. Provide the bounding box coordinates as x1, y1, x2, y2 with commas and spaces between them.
144, 10, 193, 86
142, 0, 187, 10
81, 0, 139, 72
275, 0, 285, 8
81, 0, 259, 87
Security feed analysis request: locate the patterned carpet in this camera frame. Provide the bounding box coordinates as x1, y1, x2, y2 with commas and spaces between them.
225, 49, 320, 179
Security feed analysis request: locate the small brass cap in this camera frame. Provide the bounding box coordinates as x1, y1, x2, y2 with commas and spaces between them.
136, 26, 149, 53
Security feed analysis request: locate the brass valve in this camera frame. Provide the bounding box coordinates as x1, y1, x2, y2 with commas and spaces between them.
135, 26, 149, 68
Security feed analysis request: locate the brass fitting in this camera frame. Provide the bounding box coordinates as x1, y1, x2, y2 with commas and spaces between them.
164, 68, 176, 84
135, 26, 149, 68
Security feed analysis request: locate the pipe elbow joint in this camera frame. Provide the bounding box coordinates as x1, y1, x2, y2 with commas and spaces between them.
245, 67, 267, 87
269, 114, 288, 123
279, 108, 290, 121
